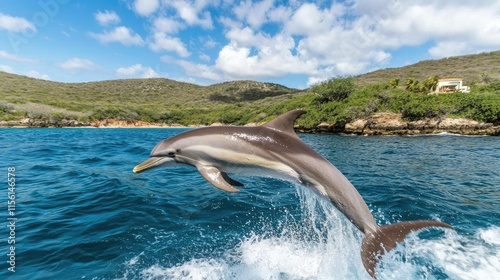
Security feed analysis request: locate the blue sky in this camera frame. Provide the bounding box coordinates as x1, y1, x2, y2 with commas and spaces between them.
1, 0, 500, 89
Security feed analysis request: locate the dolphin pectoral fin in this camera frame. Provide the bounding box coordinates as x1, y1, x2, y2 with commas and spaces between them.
361, 220, 454, 278
221, 172, 244, 187
197, 166, 239, 193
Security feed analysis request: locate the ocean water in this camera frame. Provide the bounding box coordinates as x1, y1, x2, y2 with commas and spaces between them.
0, 128, 499, 280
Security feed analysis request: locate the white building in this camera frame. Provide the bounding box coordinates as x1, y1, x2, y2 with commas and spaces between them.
435, 78, 470, 93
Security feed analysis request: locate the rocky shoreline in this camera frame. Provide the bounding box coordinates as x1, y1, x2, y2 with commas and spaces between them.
299, 113, 500, 136
1, 113, 499, 136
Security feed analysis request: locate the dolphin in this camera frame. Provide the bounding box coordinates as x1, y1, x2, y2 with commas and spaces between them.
133, 109, 453, 278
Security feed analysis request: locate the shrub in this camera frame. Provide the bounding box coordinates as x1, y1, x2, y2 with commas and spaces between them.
310, 76, 356, 102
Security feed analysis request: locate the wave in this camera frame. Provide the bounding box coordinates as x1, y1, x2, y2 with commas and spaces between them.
117, 187, 500, 279
405, 132, 490, 137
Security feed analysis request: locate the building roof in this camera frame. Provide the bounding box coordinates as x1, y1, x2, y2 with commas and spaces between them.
438, 78, 463, 81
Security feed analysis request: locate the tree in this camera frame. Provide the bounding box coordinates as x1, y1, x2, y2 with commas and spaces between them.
410, 80, 424, 93
423, 76, 439, 92
405, 78, 414, 91
311, 76, 357, 102
389, 78, 400, 88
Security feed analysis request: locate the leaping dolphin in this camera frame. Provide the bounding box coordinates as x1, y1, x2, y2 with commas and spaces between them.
133, 109, 453, 278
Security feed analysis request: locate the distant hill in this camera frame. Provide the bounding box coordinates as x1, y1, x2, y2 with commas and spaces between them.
0, 71, 300, 122
355, 50, 500, 85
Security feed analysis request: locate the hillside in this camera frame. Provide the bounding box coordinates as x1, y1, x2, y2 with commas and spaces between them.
1, 50, 499, 134
356, 50, 500, 85
0, 71, 300, 124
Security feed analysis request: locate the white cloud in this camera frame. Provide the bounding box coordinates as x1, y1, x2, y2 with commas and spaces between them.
176, 59, 222, 81
153, 17, 183, 34
134, 0, 160, 16
214, 36, 317, 80
365, 1, 500, 58
0, 64, 15, 74
199, 53, 210, 62
284, 3, 336, 35
0, 50, 37, 63
26, 70, 50, 80
116, 64, 159, 78
0, 13, 36, 33
149, 32, 190, 57
233, 0, 274, 29
95, 10, 120, 26
267, 5, 293, 24
90, 26, 144, 46
202, 36, 217, 49
168, 1, 213, 29
58, 58, 99, 72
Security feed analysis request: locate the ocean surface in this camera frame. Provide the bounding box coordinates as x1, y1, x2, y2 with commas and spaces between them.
0, 128, 499, 280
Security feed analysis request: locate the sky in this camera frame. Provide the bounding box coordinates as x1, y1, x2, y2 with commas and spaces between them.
1, 0, 500, 89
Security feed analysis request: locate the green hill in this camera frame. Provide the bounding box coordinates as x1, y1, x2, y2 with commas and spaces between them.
356, 50, 500, 85
0, 72, 300, 124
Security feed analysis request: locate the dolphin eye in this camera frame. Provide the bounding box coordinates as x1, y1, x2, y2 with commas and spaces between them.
164, 149, 180, 157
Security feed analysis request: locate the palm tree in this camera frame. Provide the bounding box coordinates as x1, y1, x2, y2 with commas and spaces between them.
424, 76, 439, 92
389, 78, 400, 88
405, 78, 414, 91
411, 80, 423, 93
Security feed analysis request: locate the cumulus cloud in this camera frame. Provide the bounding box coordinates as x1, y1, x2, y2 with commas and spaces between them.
134, 0, 160, 16
149, 32, 190, 57
214, 34, 317, 80
90, 26, 144, 46
116, 64, 159, 78
233, 0, 274, 29
153, 17, 183, 34
169, 1, 213, 29
95, 10, 120, 26
58, 58, 99, 72
0, 13, 36, 33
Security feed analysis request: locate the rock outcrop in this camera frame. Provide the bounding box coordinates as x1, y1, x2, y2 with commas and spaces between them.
343, 113, 499, 136
0, 118, 89, 128
89, 119, 183, 128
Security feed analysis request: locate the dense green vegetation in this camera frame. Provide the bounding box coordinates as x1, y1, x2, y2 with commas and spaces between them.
1, 50, 499, 127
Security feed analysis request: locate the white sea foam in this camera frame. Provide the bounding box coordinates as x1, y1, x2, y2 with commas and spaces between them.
378, 226, 500, 280
405, 132, 489, 137
126, 190, 500, 280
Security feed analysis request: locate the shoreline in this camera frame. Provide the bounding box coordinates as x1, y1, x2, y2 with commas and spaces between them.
1, 113, 499, 136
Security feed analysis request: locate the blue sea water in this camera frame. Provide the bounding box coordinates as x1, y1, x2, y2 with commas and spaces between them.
0, 128, 499, 280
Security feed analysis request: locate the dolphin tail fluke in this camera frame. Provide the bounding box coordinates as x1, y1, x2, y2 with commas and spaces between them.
361, 220, 453, 278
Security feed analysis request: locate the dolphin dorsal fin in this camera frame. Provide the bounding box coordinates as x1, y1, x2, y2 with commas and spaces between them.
261, 109, 306, 137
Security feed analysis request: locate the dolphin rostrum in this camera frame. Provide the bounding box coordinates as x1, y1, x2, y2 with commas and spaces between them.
133, 109, 453, 278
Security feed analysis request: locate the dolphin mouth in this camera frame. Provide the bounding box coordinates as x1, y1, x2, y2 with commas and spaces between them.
133, 157, 175, 173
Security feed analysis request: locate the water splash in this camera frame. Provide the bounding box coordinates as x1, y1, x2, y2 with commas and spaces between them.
123, 187, 500, 280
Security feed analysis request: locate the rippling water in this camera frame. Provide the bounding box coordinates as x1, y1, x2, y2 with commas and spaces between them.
0, 128, 499, 279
